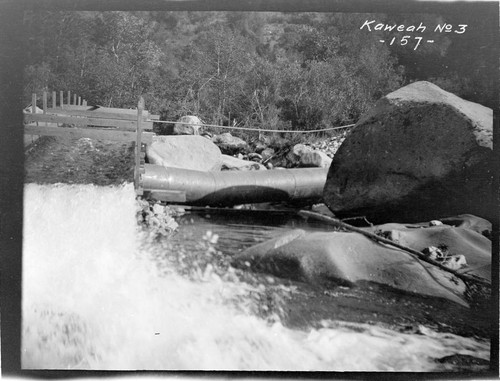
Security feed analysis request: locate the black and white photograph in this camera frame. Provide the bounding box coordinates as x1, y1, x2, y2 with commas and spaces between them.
1, 0, 498, 375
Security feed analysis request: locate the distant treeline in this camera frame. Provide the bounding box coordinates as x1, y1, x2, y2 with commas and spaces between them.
23, 11, 496, 132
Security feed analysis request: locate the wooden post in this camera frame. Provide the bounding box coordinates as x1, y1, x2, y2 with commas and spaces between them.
60, 91, 64, 108
31, 93, 38, 128
135, 96, 144, 194
73, 94, 77, 105
52, 91, 56, 109
42, 91, 48, 126
67, 91, 71, 106
83, 100, 87, 106
31, 93, 36, 113
42, 91, 47, 113
78, 96, 81, 106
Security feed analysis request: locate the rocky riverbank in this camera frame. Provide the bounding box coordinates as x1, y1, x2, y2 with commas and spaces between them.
24, 81, 494, 366
24, 135, 136, 186
24, 129, 346, 185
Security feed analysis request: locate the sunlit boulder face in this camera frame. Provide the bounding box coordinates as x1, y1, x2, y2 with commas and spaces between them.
323, 81, 494, 223
233, 215, 491, 307
173, 115, 204, 135
212, 132, 249, 155
146, 135, 222, 171
287, 144, 333, 168
299, 150, 332, 168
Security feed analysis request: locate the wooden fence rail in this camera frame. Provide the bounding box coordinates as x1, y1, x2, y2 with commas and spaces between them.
24, 124, 153, 144
24, 91, 158, 143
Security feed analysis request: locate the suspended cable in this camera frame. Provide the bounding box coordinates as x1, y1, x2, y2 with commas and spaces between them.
148, 119, 356, 133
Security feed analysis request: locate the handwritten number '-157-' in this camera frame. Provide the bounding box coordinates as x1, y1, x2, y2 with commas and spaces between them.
389, 36, 424, 50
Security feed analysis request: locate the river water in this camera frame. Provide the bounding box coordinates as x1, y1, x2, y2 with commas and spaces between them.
22, 183, 490, 371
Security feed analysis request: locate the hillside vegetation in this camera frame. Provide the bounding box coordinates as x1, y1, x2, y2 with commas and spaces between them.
23, 11, 495, 134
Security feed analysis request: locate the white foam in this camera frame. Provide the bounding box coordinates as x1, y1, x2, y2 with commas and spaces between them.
22, 183, 489, 370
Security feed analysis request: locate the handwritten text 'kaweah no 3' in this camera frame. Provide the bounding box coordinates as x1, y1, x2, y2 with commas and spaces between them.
360, 20, 468, 50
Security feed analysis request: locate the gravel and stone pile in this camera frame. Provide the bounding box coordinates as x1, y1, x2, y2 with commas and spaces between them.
301, 133, 348, 159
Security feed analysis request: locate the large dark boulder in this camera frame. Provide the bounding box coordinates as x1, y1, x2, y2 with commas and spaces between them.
323, 81, 494, 223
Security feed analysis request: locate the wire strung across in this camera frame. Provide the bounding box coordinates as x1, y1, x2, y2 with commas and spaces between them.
148, 119, 356, 133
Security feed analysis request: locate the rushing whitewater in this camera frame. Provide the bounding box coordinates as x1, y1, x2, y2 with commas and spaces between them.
22, 183, 489, 371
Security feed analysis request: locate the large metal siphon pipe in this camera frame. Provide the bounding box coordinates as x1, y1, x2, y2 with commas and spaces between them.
141, 164, 329, 205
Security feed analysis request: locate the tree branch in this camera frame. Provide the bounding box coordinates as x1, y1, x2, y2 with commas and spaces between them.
298, 210, 490, 287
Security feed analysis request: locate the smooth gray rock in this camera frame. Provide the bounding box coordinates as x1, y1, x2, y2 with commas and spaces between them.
233, 217, 492, 306
299, 150, 332, 168
147, 135, 222, 171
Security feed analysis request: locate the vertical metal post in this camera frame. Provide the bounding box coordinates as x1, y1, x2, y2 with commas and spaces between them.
135, 96, 144, 195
